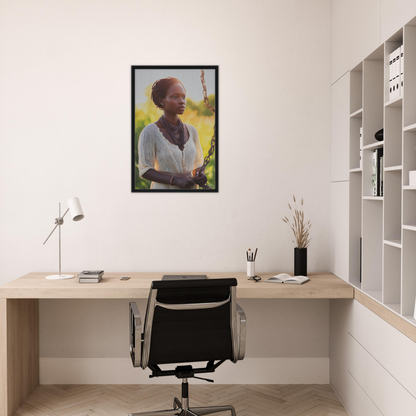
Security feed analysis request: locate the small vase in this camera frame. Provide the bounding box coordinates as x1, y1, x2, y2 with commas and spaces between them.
294, 248, 307, 276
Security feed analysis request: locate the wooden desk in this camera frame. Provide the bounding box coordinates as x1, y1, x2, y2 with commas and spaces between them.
0, 272, 352, 416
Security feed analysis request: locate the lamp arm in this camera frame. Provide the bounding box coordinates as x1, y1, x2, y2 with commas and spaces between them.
43, 208, 70, 245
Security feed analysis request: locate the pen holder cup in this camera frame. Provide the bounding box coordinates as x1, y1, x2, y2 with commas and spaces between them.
247, 261, 255, 278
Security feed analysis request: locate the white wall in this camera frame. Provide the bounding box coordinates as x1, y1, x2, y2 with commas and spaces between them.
0, 0, 332, 381
331, 0, 416, 81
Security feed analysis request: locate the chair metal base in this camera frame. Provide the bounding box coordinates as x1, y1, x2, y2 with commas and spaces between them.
129, 396, 236, 416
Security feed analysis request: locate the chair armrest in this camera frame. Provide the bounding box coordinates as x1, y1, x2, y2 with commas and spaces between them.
236, 303, 246, 360
129, 302, 142, 368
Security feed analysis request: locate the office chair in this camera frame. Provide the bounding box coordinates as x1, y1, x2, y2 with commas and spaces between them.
129, 278, 246, 416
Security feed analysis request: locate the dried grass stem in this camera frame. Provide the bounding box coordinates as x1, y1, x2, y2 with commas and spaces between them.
282, 195, 312, 248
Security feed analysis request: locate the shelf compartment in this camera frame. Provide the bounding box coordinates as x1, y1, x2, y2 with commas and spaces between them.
365, 290, 383, 303
363, 196, 383, 200
403, 179, 416, 228
384, 106, 403, 167
362, 146, 384, 198
403, 24, 416, 127
402, 131, 416, 186
363, 58, 384, 147
385, 97, 402, 107
350, 63, 363, 114
362, 199, 383, 293
350, 108, 363, 118
385, 165, 402, 171
402, 316, 416, 326
404, 123, 416, 132
384, 170, 402, 242
384, 239, 402, 248
384, 38, 403, 105
402, 229, 416, 317
384, 303, 402, 314
350, 116, 363, 170
349, 171, 362, 287
383, 244, 401, 307
363, 141, 384, 150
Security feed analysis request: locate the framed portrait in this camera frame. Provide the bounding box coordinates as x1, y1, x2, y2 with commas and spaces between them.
131, 65, 218, 192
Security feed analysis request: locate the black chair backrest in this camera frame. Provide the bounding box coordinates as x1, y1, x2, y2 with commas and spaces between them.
146, 278, 237, 366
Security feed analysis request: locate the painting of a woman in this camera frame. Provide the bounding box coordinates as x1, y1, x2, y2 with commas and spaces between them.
139, 77, 207, 189
132, 66, 218, 192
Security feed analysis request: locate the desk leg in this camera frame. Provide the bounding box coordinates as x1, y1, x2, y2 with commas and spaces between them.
0, 299, 39, 416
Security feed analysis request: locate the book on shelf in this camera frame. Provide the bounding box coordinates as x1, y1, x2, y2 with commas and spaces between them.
372, 148, 383, 196
265, 273, 309, 285
380, 151, 383, 196
372, 150, 377, 195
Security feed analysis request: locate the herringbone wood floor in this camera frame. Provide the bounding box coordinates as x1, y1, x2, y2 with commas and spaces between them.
14, 384, 349, 416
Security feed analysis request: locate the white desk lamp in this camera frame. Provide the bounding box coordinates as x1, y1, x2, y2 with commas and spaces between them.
43, 197, 84, 280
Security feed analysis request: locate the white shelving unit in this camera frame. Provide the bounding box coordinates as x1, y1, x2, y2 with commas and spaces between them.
349, 18, 416, 327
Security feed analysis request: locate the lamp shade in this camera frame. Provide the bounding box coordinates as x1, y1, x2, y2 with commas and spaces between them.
67, 197, 84, 221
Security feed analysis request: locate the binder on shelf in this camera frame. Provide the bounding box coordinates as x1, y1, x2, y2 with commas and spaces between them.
389, 47, 401, 100
400, 45, 404, 96
389, 51, 394, 100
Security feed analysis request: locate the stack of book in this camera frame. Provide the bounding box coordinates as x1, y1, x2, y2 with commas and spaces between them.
409, 171, 416, 187
78, 270, 104, 283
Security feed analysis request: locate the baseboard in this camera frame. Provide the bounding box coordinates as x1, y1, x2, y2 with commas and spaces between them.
40, 357, 329, 384
330, 382, 353, 416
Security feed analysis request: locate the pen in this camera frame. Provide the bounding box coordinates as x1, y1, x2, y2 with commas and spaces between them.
254, 248, 258, 261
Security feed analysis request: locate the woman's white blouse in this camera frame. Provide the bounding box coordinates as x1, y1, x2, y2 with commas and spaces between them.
138, 123, 204, 189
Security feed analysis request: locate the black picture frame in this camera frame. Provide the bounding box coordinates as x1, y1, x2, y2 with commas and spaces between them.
131, 65, 218, 192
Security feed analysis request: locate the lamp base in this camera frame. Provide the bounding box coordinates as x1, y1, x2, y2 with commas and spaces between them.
46, 274, 74, 280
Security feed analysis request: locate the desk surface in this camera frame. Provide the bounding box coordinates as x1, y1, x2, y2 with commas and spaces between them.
0, 272, 353, 299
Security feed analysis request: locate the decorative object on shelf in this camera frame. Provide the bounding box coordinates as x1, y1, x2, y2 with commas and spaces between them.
375, 128, 383, 141
43, 197, 84, 280
282, 196, 311, 276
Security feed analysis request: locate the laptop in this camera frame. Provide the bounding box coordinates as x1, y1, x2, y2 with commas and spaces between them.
162, 275, 207, 281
